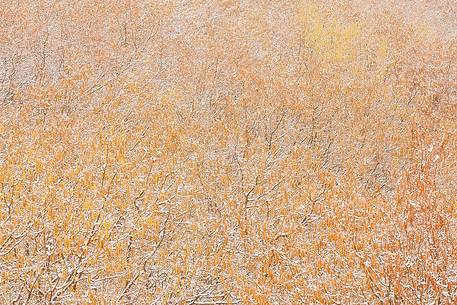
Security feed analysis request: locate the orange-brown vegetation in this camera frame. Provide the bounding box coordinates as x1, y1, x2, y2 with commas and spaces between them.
0, 0, 456, 304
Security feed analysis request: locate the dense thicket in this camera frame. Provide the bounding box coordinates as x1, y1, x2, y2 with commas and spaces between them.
1, 1, 456, 304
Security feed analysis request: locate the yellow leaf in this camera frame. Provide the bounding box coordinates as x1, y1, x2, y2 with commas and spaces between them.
47, 173, 56, 185
35, 161, 43, 173
83, 200, 94, 211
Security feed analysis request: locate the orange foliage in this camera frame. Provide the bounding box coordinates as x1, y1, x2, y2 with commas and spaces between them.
0, 0, 456, 304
